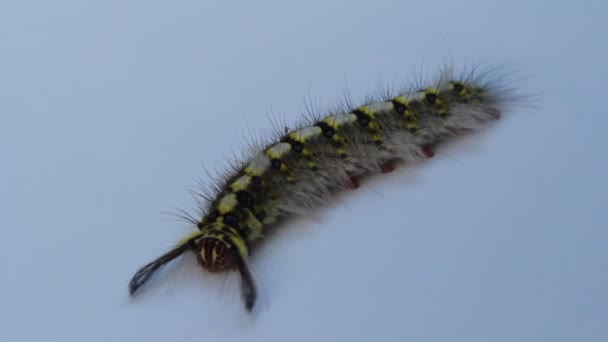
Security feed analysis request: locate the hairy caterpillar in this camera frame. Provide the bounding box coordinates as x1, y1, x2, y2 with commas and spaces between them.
128, 64, 519, 312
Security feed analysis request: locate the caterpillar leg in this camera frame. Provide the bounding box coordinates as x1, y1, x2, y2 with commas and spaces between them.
380, 161, 395, 173
346, 176, 360, 189
422, 145, 435, 158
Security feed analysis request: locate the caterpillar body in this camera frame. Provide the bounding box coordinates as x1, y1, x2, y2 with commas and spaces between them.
129, 65, 517, 312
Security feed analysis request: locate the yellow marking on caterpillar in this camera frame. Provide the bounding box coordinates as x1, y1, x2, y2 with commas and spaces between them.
230, 175, 251, 192
178, 230, 204, 244
245, 153, 270, 176
393, 95, 410, 105
200, 228, 233, 250
244, 210, 264, 239
407, 91, 427, 102
218, 193, 238, 213
393, 95, 419, 130
332, 134, 347, 144
222, 225, 250, 258
200, 248, 207, 263
357, 101, 394, 117
369, 121, 381, 131
356, 103, 391, 131
369, 101, 394, 113
211, 248, 218, 264
451, 82, 468, 97
356, 106, 376, 118
266, 143, 292, 159
264, 143, 294, 175
289, 126, 322, 142
302, 148, 314, 157
316, 122, 350, 154
322, 113, 357, 127
424, 87, 449, 115
453, 82, 485, 102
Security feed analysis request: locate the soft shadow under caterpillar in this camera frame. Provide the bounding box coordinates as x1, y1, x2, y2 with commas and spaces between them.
128, 64, 520, 312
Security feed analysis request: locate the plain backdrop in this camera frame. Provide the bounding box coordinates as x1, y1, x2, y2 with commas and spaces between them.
1, 0, 607, 341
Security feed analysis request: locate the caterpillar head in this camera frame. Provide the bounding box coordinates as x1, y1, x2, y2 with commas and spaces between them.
128, 227, 257, 312
195, 234, 236, 272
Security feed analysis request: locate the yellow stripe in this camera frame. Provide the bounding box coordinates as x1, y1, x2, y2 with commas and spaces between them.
223, 226, 250, 258
244, 210, 263, 240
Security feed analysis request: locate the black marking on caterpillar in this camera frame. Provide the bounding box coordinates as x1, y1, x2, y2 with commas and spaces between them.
128, 64, 522, 312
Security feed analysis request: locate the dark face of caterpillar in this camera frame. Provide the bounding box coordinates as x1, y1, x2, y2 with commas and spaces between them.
196, 236, 236, 272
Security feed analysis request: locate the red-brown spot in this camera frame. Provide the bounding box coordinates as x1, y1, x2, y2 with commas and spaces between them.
380, 162, 395, 173
422, 145, 435, 158
346, 177, 360, 190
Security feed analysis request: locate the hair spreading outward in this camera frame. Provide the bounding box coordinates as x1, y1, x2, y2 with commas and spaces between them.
128, 64, 523, 312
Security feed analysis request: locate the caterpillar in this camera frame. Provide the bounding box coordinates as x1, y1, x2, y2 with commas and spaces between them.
128, 64, 519, 312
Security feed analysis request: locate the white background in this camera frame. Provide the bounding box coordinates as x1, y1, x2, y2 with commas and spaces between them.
1, 0, 607, 341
